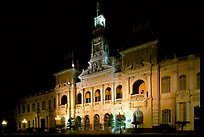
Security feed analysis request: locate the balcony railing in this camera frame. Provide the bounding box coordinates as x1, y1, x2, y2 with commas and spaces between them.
94, 102, 100, 105
131, 94, 145, 100
105, 100, 111, 104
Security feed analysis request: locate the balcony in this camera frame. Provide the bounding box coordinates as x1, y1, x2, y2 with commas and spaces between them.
131, 94, 145, 101
176, 90, 190, 103
105, 100, 111, 104
84, 103, 92, 107
116, 98, 122, 103
94, 102, 101, 105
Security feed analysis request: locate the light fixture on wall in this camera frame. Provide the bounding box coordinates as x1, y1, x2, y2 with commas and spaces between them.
22, 119, 27, 130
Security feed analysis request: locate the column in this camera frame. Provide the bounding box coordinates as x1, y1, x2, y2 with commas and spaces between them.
68, 85, 71, 119
173, 73, 178, 93
112, 83, 115, 103
101, 85, 104, 104
71, 84, 75, 118
56, 93, 59, 109
176, 103, 180, 121
186, 102, 190, 121
58, 93, 60, 107
189, 68, 194, 90
92, 87, 94, 106
148, 75, 152, 98
126, 77, 130, 96
81, 89, 84, 107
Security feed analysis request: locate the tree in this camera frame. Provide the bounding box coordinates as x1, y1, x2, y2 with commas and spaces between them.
109, 114, 115, 129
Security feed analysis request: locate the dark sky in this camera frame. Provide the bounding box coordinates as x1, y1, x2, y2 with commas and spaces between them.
0, 0, 201, 108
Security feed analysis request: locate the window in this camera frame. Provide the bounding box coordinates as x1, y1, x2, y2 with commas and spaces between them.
77, 93, 82, 104
27, 104, 30, 113
22, 105, 25, 113
54, 98, 56, 108
28, 121, 30, 128
18, 106, 20, 114
32, 103, 35, 112
85, 91, 91, 103
197, 72, 200, 89
42, 101, 46, 110
95, 89, 101, 102
162, 109, 171, 124
105, 87, 111, 100
161, 76, 171, 93
132, 80, 145, 95
179, 103, 186, 121
179, 75, 186, 90
48, 100, 51, 109
33, 120, 34, 128
37, 102, 40, 110
116, 85, 122, 99
19, 121, 21, 128
61, 95, 67, 105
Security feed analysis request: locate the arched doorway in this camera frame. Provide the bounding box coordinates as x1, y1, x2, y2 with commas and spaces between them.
194, 105, 200, 132
132, 109, 143, 129
94, 114, 100, 130
75, 116, 82, 130
84, 115, 90, 130
104, 113, 110, 130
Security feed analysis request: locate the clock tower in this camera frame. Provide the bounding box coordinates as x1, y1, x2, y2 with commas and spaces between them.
87, 2, 109, 73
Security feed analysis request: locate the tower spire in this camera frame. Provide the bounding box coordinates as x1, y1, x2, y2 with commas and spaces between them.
96, 2, 100, 16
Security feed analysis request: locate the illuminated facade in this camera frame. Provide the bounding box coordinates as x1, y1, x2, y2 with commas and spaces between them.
15, 2, 200, 132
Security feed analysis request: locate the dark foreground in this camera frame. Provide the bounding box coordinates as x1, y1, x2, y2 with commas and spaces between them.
1, 130, 201, 137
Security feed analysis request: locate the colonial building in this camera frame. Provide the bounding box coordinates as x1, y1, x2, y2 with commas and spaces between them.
15, 2, 200, 132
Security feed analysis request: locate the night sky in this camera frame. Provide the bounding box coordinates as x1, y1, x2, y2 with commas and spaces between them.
1, 0, 201, 108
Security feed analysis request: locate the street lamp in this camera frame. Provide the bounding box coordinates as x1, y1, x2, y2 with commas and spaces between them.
2, 120, 7, 134
22, 119, 27, 130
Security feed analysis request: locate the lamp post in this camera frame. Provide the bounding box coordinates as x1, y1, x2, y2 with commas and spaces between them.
2, 120, 7, 134
22, 119, 28, 130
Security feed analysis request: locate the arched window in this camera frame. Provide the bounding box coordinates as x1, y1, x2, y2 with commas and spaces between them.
179, 75, 186, 90
105, 87, 111, 100
85, 91, 91, 103
77, 93, 82, 104
116, 85, 122, 99
162, 109, 171, 124
132, 80, 145, 95
161, 76, 171, 93
95, 89, 101, 102
61, 95, 67, 105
